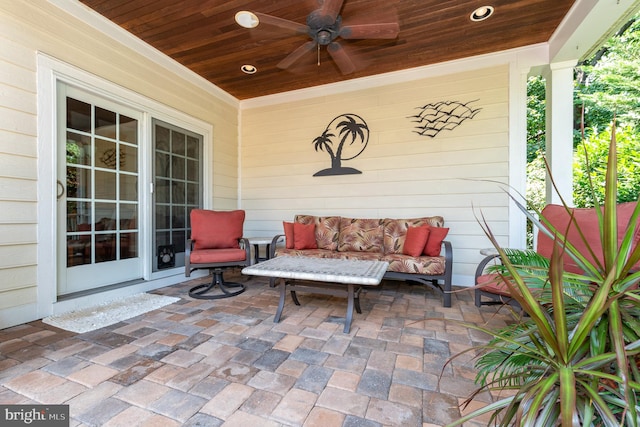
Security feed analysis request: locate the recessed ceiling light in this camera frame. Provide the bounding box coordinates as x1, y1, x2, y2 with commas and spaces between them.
241, 64, 257, 74
235, 11, 259, 28
470, 6, 494, 22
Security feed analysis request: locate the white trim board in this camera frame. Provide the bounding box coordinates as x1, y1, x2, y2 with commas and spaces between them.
35, 53, 213, 321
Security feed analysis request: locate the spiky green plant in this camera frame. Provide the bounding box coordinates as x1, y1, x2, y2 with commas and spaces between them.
446, 122, 640, 426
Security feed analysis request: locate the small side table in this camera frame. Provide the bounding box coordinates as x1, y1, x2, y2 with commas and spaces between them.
247, 237, 274, 264
480, 247, 499, 256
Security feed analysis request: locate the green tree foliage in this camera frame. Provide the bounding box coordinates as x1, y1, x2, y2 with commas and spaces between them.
526, 155, 546, 212
527, 13, 640, 209
527, 76, 546, 163
576, 16, 640, 131
574, 125, 640, 207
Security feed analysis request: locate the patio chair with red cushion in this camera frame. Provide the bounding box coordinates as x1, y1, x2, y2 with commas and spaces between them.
185, 209, 251, 299
475, 202, 640, 307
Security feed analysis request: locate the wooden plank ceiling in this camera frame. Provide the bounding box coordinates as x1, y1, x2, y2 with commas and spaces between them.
80, 0, 575, 100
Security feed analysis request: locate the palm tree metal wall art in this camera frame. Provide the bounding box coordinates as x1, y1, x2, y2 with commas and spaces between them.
408, 100, 481, 137
312, 113, 370, 176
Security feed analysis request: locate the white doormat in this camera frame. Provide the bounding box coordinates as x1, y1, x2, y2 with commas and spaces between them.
42, 293, 180, 334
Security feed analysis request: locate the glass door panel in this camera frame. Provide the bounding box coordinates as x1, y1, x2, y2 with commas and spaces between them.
153, 120, 202, 271
58, 85, 143, 295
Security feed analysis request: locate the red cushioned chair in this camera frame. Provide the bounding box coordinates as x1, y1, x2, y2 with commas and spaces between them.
475, 202, 640, 307
474, 251, 525, 308
185, 209, 251, 299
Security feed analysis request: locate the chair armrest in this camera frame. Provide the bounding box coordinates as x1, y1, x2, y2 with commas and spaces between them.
270, 234, 285, 258
239, 237, 252, 264
474, 253, 502, 283
185, 239, 194, 276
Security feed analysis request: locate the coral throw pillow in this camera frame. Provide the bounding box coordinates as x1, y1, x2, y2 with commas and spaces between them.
293, 222, 317, 250
190, 209, 244, 250
403, 226, 430, 257
423, 226, 449, 256
283, 221, 295, 249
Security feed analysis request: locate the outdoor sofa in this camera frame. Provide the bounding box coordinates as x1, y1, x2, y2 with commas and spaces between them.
269, 214, 454, 307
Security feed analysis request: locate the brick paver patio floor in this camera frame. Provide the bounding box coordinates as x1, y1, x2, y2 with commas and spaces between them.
0, 272, 514, 426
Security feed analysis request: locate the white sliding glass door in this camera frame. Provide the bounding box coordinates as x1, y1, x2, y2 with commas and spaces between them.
153, 120, 203, 271
57, 84, 143, 296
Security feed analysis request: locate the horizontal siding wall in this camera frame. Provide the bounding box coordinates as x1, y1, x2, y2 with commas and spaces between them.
0, 1, 239, 328
0, 29, 39, 316
1, 1, 239, 208
241, 65, 510, 285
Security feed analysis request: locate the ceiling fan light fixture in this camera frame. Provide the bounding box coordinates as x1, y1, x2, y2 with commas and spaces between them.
241, 64, 257, 74
317, 30, 332, 45
470, 6, 494, 22
235, 11, 259, 28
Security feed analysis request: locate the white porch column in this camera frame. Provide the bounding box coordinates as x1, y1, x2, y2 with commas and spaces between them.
543, 60, 577, 206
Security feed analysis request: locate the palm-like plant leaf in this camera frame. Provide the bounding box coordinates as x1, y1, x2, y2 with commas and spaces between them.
448, 121, 640, 426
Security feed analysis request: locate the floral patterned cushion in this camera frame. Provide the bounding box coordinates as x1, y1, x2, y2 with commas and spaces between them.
337, 218, 384, 252
294, 215, 341, 251
335, 251, 384, 262
274, 248, 445, 275
275, 248, 336, 258
382, 217, 445, 254
382, 253, 446, 275
276, 248, 389, 263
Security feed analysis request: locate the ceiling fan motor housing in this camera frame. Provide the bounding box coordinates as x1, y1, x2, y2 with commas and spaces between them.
262, 1, 399, 75
307, 14, 341, 45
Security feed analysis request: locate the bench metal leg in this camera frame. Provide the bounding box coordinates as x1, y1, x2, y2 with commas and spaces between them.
274, 280, 363, 334
274, 280, 286, 323
290, 290, 301, 305
344, 284, 355, 333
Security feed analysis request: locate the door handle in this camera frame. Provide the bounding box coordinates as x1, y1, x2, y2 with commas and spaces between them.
57, 180, 65, 200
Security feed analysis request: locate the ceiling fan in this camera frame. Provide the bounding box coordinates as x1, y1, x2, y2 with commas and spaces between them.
247, 0, 400, 75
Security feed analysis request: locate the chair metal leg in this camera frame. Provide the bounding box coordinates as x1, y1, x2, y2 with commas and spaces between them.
189, 268, 246, 299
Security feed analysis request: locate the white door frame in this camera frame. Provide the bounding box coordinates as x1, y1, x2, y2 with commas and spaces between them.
36, 54, 213, 317
56, 84, 145, 295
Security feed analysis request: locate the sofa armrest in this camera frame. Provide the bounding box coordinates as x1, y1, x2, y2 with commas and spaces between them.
270, 234, 285, 258
441, 240, 453, 307
442, 240, 452, 262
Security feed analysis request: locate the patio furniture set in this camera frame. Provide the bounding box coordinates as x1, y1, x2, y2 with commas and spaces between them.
184, 210, 453, 332
184, 202, 640, 333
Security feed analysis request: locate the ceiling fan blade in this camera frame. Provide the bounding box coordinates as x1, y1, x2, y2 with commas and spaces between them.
327, 42, 356, 75
253, 12, 308, 35
277, 41, 317, 70
319, 0, 345, 22
340, 22, 400, 39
